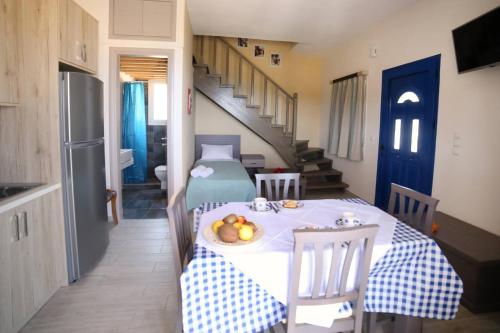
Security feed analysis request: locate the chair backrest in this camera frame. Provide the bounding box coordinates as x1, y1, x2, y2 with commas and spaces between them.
287, 225, 379, 333
387, 183, 439, 236
255, 173, 300, 201
166, 187, 193, 282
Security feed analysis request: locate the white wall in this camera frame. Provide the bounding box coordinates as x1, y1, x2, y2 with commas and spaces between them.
319, 0, 500, 235
73, 0, 194, 197
181, 12, 195, 181
195, 93, 287, 168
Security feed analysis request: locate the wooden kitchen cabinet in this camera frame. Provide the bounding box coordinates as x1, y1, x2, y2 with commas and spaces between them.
10, 205, 35, 330
0, 211, 14, 333
110, 0, 176, 40
0, 189, 67, 333
59, 0, 98, 73
0, 0, 19, 106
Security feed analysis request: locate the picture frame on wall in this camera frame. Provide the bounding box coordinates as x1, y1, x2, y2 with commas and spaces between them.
270, 53, 281, 67
254, 45, 265, 57
237, 38, 248, 48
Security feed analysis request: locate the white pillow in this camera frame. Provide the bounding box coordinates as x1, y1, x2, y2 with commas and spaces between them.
201, 144, 233, 160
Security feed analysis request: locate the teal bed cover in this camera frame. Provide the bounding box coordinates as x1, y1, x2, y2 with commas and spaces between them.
186, 159, 257, 210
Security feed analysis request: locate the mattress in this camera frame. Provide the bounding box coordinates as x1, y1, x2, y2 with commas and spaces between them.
186, 159, 257, 211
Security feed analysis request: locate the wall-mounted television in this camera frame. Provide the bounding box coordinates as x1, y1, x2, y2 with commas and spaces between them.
452, 6, 500, 73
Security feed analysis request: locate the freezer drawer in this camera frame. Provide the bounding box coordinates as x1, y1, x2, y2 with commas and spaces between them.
60, 72, 104, 143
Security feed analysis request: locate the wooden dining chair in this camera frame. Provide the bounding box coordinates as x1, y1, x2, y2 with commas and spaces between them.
255, 173, 301, 201
166, 187, 192, 333
387, 183, 439, 236
167, 187, 193, 282
286, 225, 379, 333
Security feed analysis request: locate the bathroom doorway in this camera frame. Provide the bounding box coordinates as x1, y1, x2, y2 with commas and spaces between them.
118, 55, 169, 219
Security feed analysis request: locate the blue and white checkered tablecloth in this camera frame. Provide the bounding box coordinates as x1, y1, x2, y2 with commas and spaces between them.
181, 199, 463, 333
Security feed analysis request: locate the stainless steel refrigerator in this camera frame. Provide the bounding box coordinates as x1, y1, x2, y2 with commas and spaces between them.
59, 71, 109, 282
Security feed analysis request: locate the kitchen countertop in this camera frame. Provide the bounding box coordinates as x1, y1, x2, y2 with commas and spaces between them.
0, 183, 61, 214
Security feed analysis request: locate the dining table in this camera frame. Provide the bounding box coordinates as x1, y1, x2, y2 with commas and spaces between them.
180, 198, 463, 333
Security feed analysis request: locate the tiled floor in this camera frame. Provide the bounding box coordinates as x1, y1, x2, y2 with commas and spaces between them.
21, 219, 178, 333
21, 218, 500, 333
122, 187, 167, 219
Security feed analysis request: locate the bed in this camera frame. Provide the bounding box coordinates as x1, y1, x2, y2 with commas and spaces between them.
186, 135, 257, 210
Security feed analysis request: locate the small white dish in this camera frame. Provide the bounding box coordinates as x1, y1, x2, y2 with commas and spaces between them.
248, 203, 273, 212
279, 200, 304, 209
334, 218, 363, 228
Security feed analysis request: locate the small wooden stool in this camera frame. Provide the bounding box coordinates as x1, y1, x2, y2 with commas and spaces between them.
106, 189, 119, 225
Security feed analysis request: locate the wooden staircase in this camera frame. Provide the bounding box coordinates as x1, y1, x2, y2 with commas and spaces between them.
193, 36, 349, 193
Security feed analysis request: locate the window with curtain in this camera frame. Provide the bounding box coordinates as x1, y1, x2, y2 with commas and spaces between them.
327, 74, 367, 161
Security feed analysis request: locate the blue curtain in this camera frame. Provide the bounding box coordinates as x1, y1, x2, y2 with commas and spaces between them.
122, 82, 147, 183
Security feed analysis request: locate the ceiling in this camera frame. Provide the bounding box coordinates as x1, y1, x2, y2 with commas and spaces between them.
120, 56, 168, 82
187, 0, 416, 48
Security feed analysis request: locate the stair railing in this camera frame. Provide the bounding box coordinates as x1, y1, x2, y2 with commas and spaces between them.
194, 35, 298, 145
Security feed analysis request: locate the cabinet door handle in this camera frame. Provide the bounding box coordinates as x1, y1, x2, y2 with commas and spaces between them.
11, 215, 19, 242
21, 211, 28, 237
83, 44, 87, 63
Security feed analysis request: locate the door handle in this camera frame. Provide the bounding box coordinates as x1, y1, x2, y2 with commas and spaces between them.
19, 211, 28, 237
11, 215, 19, 242
83, 44, 87, 63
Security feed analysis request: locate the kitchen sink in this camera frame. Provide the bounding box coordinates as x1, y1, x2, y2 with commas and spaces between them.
0, 183, 44, 201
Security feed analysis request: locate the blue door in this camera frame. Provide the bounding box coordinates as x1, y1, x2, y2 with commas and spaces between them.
375, 55, 440, 210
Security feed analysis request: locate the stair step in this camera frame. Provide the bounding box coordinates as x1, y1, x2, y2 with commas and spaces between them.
194, 64, 209, 69
207, 73, 221, 78
258, 115, 273, 119
296, 147, 324, 158
307, 181, 349, 190
302, 169, 342, 177
272, 124, 285, 128
220, 83, 236, 88
293, 140, 309, 153
247, 104, 261, 109
296, 158, 332, 167
294, 140, 309, 146
234, 94, 248, 99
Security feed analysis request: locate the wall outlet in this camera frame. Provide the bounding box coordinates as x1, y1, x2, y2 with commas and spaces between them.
370, 45, 378, 58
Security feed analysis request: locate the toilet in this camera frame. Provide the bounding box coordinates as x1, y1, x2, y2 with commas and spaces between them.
154, 165, 167, 190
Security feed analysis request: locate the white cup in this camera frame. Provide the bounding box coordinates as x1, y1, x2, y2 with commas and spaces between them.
254, 197, 268, 211
341, 212, 356, 226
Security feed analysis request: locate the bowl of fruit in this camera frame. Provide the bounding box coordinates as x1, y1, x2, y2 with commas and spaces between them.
203, 213, 264, 249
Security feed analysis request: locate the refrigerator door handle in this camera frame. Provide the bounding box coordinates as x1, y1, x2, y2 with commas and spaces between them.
66, 139, 105, 149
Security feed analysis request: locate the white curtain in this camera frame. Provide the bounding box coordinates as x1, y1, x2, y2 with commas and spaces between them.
327, 75, 366, 161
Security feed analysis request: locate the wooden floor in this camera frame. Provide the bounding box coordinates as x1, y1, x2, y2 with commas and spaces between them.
21, 217, 500, 333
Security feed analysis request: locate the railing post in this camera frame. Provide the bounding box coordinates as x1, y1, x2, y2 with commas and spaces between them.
286, 96, 290, 132
200, 36, 204, 64
212, 37, 217, 73
274, 87, 279, 124
263, 79, 267, 115
292, 93, 298, 145
225, 44, 230, 84
250, 67, 254, 105
238, 57, 243, 94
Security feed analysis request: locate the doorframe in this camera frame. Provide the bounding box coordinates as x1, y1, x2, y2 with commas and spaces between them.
375, 54, 441, 208
109, 47, 175, 219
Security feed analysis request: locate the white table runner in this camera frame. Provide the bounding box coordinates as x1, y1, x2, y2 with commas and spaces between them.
196, 200, 397, 307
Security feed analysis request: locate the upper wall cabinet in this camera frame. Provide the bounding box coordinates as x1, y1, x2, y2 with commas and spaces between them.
0, 0, 19, 106
59, 0, 98, 73
110, 0, 176, 41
